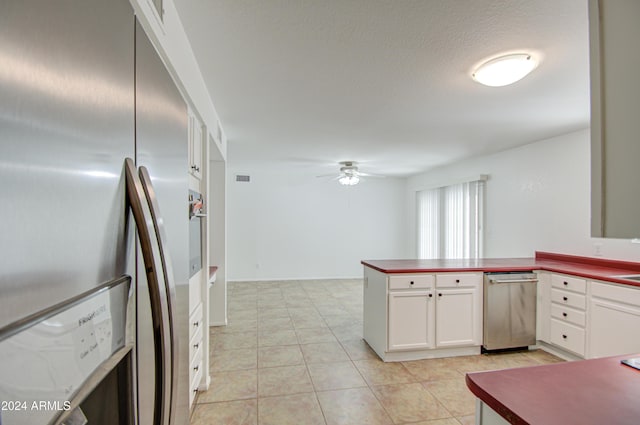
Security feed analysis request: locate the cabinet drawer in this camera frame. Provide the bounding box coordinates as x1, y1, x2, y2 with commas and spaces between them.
551, 304, 586, 328
551, 288, 586, 311
189, 340, 203, 388
592, 280, 640, 306
189, 302, 203, 343
550, 319, 585, 357
436, 273, 482, 288
189, 361, 203, 407
388, 275, 434, 290
190, 320, 204, 358
551, 274, 586, 294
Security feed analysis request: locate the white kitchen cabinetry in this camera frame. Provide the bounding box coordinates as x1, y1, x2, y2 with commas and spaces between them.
589, 0, 640, 238
588, 280, 640, 358
188, 302, 204, 406
435, 273, 482, 347
387, 274, 435, 351
388, 289, 435, 351
363, 267, 482, 362
535, 271, 551, 343
187, 109, 203, 180
548, 273, 587, 357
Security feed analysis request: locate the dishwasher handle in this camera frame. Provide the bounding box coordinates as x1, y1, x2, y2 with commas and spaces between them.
489, 278, 538, 284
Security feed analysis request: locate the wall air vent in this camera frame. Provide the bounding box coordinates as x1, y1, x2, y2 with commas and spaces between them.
235, 175, 250, 183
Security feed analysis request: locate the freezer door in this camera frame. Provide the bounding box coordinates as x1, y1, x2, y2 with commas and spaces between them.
0, 0, 135, 330
134, 19, 189, 425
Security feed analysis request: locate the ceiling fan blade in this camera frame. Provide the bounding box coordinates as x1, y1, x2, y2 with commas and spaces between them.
358, 172, 386, 178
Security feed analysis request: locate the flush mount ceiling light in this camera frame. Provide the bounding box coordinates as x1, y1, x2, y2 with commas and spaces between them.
472, 53, 538, 87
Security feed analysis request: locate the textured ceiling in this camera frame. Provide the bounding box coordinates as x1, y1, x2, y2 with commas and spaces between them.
174, 0, 590, 177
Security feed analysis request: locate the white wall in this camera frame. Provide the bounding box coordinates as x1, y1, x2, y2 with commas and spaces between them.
227, 165, 408, 280
407, 128, 640, 261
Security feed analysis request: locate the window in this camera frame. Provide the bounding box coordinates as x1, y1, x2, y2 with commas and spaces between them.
416, 178, 485, 259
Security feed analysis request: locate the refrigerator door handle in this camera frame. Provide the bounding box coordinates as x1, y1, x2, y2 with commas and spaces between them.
139, 165, 179, 425
124, 158, 172, 425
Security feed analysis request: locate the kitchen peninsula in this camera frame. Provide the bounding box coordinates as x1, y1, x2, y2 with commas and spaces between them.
362, 252, 640, 362
466, 353, 640, 425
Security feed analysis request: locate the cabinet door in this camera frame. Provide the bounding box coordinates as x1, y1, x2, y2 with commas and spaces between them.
187, 111, 203, 179
388, 291, 434, 351
536, 272, 551, 343
589, 297, 640, 358
436, 287, 480, 347
590, 0, 640, 237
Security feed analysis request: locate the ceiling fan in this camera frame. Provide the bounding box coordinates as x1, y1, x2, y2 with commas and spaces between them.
317, 161, 383, 186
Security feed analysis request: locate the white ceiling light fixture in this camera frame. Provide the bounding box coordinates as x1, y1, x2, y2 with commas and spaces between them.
317, 161, 385, 185
472, 53, 538, 87
338, 162, 361, 186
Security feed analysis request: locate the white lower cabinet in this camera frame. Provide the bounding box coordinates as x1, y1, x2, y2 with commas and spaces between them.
535, 272, 551, 343
387, 273, 482, 352
540, 273, 587, 358
588, 280, 640, 358
435, 287, 481, 347
188, 302, 204, 407
388, 290, 435, 350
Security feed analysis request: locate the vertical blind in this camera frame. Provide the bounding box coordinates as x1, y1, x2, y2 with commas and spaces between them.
417, 179, 484, 259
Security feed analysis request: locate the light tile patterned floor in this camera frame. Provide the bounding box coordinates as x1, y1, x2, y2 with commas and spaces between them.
192, 279, 563, 425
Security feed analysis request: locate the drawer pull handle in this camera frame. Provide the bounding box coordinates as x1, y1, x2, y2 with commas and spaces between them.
562, 312, 568, 317
563, 296, 568, 301
194, 365, 199, 372
562, 334, 567, 339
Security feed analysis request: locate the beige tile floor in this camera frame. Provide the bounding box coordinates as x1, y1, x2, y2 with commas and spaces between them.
192, 279, 563, 425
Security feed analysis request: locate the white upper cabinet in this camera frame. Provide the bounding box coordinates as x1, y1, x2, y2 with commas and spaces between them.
590, 0, 640, 238
188, 109, 204, 180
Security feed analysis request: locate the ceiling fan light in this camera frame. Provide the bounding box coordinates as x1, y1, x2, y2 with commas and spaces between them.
472, 53, 538, 87
339, 174, 360, 185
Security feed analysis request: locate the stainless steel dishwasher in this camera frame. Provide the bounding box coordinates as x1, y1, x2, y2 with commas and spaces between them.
483, 272, 538, 351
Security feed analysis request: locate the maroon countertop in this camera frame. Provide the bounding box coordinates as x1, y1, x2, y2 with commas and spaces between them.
466, 354, 640, 425
361, 251, 640, 288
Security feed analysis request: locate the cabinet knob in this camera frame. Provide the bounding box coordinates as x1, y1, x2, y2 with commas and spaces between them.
194, 365, 199, 372
428, 293, 433, 298
563, 281, 568, 286
410, 281, 414, 285
438, 293, 442, 297
193, 321, 200, 327
562, 334, 567, 339
455, 279, 460, 283
194, 343, 200, 349
563, 296, 568, 301
562, 312, 568, 317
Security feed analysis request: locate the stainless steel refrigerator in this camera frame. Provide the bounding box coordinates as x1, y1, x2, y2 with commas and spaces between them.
0, 1, 190, 424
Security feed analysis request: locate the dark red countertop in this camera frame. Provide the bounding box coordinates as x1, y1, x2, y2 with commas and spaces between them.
361, 251, 640, 288
466, 354, 640, 425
